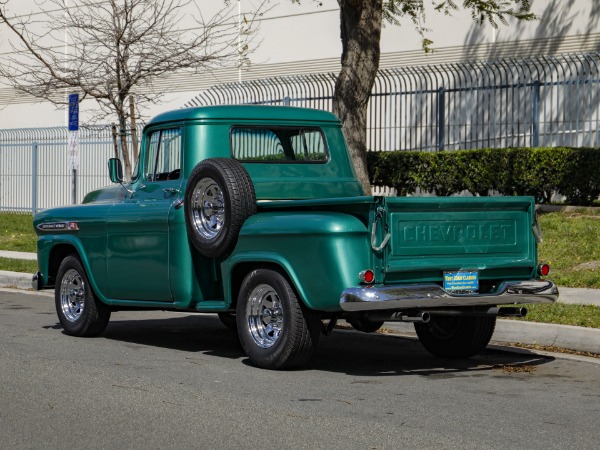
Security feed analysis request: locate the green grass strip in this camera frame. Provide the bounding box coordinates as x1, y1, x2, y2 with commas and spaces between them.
0, 213, 37, 252
0, 257, 38, 274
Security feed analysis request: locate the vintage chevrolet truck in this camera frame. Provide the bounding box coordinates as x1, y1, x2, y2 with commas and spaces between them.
33, 105, 558, 369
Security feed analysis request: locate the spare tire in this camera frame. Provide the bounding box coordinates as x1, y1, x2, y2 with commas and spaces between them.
184, 158, 256, 259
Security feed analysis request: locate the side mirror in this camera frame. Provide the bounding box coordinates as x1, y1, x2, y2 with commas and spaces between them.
108, 158, 123, 184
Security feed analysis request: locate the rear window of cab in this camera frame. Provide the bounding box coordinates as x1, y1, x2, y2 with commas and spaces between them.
230, 126, 329, 163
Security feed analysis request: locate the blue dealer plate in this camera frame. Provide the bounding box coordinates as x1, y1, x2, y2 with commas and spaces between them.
443, 271, 479, 292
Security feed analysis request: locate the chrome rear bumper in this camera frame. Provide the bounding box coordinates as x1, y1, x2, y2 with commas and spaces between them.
340, 280, 558, 312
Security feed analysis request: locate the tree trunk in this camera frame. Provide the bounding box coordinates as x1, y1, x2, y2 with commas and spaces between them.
333, 0, 383, 196
118, 112, 133, 180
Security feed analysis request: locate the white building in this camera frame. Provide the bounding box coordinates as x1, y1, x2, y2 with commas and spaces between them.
0, 0, 599, 129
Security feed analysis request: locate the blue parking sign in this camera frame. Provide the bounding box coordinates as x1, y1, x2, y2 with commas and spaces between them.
68, 93, 79, 131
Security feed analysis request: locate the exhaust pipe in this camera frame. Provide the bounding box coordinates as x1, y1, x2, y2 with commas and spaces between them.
366, 311, 430, 323
360, 307, 527, 324
425, 307, 528, 318
398, 312, 431, 323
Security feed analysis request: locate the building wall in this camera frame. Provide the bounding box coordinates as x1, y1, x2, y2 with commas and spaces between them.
0, 0, 599, 128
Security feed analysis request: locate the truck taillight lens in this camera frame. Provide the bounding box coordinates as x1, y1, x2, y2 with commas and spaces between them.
359, 270, 375, 284
538, 263, 550, 276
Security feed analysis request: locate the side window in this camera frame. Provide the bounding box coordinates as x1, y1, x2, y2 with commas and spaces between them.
145, 132, 160, 181
231, 127, 329, 163
231, 128, 285, 161
145, 128, 182, 181
290, 130, 327, 161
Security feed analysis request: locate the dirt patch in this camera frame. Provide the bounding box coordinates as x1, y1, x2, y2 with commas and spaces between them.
509, 343, 600, 359
573, 261, 600, 271
493, 364, 537, 374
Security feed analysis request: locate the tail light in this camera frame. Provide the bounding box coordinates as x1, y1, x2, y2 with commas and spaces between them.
359, 269, 375, 284
538, 263, 550, 276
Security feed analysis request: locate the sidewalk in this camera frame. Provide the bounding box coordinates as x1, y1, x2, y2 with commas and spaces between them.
0, 250, 37, 261
1, 250, 599, 355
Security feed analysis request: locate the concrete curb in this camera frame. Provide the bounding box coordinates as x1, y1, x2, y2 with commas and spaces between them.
556, 287, 600, 305
0, 270, 33, 290
380, 321, 600, 355
1, 269, 599, 356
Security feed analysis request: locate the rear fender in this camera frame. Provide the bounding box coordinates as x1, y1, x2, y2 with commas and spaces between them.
222, 211, 371, 311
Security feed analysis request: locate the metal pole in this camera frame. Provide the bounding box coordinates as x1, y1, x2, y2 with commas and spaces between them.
72, 168, 77, 205
531, 80, 540, 147
437, 87, 445, 151
32, 142, 38, 214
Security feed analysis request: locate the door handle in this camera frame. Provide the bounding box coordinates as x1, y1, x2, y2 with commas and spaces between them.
162, 187, 180, 195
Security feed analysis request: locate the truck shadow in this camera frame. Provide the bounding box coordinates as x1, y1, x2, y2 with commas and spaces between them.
96, 313, 553, 377
100, 314, 245, 361
309, 329, 553, 378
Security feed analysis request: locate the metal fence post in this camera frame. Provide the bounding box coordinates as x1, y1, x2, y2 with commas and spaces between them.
531, 80, 540, 147
32, 142, 38, 215
437, 87, 445, 151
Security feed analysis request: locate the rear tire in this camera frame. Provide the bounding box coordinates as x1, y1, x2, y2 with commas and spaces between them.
414, 315, 496, 359
236, 268, 320, 369
347, 315, 384, 333
55, 255, 111, 337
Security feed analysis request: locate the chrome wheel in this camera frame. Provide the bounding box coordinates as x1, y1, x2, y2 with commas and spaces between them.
246, 283, 284, 348
237, 268, 320, 369
55, 255, 111, 337
190, 177, 225, 240
59, 268, 85, 322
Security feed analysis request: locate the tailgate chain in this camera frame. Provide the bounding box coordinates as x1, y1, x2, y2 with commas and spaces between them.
371, 207, 391, 252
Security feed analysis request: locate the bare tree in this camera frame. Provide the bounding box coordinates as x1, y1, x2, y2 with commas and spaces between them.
0, 0, 265, 177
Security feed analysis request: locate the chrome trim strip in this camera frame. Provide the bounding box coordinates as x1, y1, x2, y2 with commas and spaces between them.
340, 280, 559, 312
36, 221, 78, 232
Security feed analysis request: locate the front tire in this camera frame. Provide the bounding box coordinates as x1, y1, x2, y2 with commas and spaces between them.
55, 255, 111, 337
236, 268, 320, 370
414, 315, 496, 359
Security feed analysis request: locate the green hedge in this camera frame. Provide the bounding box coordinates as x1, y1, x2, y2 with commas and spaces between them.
367, 147, 600, 206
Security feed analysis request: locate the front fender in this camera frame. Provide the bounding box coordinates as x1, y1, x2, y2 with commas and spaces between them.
36, 234, 109, 302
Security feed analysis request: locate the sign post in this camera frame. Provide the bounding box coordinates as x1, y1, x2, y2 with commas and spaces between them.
68, 93, 79, 204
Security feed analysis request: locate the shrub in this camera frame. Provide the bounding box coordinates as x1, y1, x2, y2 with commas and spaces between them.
367, 147, 600, 205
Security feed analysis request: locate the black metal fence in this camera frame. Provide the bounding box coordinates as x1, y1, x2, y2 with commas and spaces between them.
186, 53, 600, 152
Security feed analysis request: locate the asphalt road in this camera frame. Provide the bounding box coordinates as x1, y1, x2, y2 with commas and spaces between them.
1, 289, 599, 449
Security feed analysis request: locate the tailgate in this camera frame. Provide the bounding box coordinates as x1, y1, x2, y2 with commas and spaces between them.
380, 197, 537, 285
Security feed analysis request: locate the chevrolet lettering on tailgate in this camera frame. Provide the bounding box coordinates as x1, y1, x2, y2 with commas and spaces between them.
400, 222, 514, 243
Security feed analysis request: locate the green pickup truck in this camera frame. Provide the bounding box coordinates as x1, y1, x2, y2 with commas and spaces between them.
33, 105, 558, 369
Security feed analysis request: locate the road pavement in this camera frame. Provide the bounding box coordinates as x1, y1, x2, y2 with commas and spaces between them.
0, 289, 599, 449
